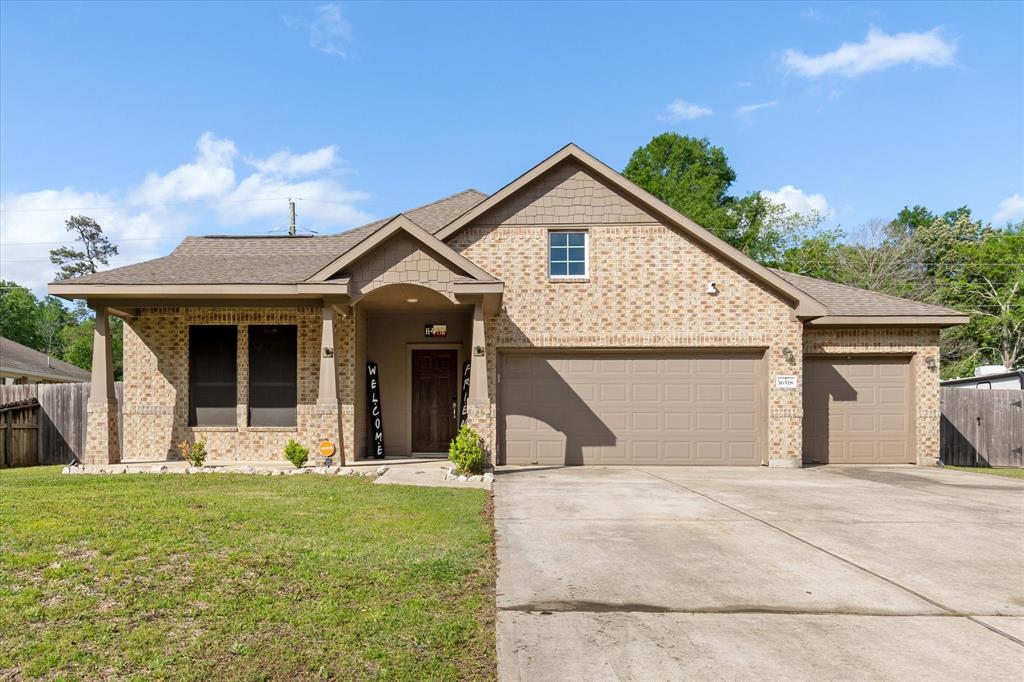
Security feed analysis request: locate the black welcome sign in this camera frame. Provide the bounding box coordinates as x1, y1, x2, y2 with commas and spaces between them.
366, 362, 385, 459
460, 361, 471, 427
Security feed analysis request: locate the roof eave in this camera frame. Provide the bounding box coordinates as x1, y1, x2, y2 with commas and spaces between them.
48, 280, 352, 301
805, 314, 970, 328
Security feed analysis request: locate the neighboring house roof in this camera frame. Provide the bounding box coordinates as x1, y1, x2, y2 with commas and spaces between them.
941, 369, 1024, 387
0, 337, 91, 382
772, 270, 969, 326
61, 189, 487, 286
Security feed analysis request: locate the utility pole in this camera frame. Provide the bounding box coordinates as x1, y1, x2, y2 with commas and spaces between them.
288, 199, 297, 236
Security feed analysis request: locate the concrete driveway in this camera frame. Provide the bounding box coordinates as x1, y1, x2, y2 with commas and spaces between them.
494, 465, 1024, 681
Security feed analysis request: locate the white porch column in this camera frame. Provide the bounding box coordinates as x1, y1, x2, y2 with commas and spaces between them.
84, 306, 120, 464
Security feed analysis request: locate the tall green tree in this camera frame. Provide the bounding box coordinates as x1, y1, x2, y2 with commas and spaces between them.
937, 223, 1023, 375
49, 215, 119, 280
623, 133, 823, 263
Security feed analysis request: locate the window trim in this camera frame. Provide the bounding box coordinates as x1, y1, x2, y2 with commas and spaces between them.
548, 229, 589, 280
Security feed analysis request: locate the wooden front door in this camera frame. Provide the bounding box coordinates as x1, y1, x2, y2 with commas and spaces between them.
411, 349, 458, 452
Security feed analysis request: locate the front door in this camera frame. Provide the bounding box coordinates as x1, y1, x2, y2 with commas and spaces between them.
411, 349, 458, 453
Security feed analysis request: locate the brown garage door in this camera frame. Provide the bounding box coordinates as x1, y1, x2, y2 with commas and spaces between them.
803, 357, 914, 464
499, 351, 765, 466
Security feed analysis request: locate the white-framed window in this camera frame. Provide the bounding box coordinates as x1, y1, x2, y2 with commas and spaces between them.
549, 230, 588, 278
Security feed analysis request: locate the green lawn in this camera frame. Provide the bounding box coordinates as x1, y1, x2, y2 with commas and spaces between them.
944, 466, 1024, 480
0, 466, 495, 680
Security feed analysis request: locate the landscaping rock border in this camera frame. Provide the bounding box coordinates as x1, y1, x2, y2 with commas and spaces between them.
61, 463, 386, 479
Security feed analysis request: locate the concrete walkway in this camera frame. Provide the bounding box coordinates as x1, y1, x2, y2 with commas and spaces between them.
494, 465, 1024, 681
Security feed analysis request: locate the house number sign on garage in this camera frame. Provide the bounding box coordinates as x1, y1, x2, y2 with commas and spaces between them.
776, 375, 798, 388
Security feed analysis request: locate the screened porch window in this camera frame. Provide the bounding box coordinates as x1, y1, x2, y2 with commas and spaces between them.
549, 231, 588, 278
248, 325, 297, 427
188, 325, 238, 426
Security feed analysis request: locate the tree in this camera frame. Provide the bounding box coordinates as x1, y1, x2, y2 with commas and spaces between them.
0, 282, 46, 348
623, 133, 822, 263
937, 224, 1023, 375
49, 215, 118, 280
775, 228, 845, 281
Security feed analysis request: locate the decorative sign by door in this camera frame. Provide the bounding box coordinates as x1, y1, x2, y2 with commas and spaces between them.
460, 361, 471, 426
366, 362, 385, 459
424, 324, 448, 338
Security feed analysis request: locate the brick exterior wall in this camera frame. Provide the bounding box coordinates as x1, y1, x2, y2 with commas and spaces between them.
804, 327, 942, 465
109, 159, 942, 468
122, 307, 355, 463
448, 160, 805, 466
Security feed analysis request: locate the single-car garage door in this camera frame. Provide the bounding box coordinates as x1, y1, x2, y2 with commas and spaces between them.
499, 351, 765, 466
803, 357, 914, 464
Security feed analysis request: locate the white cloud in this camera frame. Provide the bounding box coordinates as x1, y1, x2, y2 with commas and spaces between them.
0, 133, 371, 292
248, 146, 337, 177
761, 185, 834, 218
782, 27, 956, 78
992, 193, 1024, 223
309, 3, 353, 57
657, 99, 713, 122
735, 80, 753, 88
735, 101, 779, 117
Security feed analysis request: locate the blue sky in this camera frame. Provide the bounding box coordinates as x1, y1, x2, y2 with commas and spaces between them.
2, 1, 1022, 290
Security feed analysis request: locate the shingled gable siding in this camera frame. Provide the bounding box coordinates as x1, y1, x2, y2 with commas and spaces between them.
803, 327, 942, 465
122, 307, 355, 462
348, 233, 461, 301
447, 159, 805, 466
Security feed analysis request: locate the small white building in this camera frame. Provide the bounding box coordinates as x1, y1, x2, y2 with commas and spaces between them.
941, 365, 1024, 390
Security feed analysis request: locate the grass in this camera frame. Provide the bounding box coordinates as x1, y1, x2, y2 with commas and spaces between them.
944, 465, 1024, 480
0, 466, 495, 680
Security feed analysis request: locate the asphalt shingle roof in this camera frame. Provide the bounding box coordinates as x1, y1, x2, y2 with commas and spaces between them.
0, 337, 91, 382
52, 185, 963, 320
771, 269, 963, 317
66, 189, 486, 286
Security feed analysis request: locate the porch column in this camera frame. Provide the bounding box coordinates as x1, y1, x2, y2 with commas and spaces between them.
469, 302, 488, 405
315, 302, 343, 463
84, 306, 120, 465
466, 301, 495, 462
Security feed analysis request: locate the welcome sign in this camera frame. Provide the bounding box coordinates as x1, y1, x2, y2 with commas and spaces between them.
366, 362, 385, 459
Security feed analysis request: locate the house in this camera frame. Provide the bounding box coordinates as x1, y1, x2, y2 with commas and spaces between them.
49, 144, 968, 467
0, 336, 91, 385
941, 366, 1024, 390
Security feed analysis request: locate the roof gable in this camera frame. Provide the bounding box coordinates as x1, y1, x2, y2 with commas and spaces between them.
435, 143, 827, 318
307, 214, 497, 284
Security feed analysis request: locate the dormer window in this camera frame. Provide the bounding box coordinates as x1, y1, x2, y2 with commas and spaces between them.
549, 231, 588, 278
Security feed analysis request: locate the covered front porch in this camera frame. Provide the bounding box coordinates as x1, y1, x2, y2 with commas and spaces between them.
53, 214, 502, 466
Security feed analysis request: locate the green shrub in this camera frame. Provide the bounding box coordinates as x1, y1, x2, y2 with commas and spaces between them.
178, 438, 207, 467
284, 439, 309, 468
448, 425, 484, 475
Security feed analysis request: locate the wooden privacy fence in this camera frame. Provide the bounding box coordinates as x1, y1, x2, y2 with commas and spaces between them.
1, 399, 40, 468
0, 382, 123, 467
940, 387, 1024, 468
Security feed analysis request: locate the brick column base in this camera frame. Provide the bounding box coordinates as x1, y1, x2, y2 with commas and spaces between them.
308, 403, 342, 464
84, 401, 120, 465
465, 403, 496, 467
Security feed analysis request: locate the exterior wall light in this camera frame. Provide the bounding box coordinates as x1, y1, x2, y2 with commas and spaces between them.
925, 356, 937, 371
782, 347, 795, 364
706, 281, 719, 295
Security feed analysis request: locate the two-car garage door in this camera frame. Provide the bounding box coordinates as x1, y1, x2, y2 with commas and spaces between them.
499, 351, 765, 466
